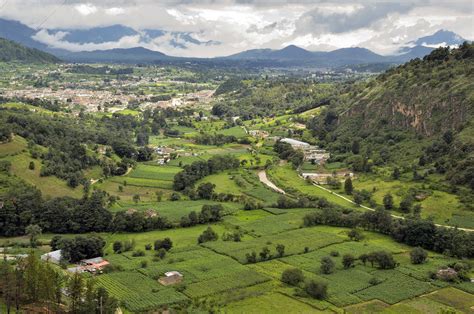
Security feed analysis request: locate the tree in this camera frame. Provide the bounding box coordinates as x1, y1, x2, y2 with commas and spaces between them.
304, 280, 328, 299
132, 194, 140, 203
359, 253, 369, 266
342, 254, 356, 269
276, 244, 285, 257
25, 224, 42, 248
399, 196, 413, 213
392, 167, 400, 179
197, 182, 215, 199
383, 193, 394, 210
348, 229, 363, 241
353, 191, 363, 205
68, 272, 84, 313
259, 246, 271, 260
344, 178, 353, 195
410, 247, 428, 264
198, 227, 218, 243
245, 251, 257, 263
281, 268, 304, 285
29, 161, 35, 170
156, 248, 166, 259
320, 256, 335, 274
154, 238, 173, 251
351, 140, 360, 154
112, 241, 122, 253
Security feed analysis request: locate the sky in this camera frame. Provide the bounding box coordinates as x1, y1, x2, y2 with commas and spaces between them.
0, 0, 472, 57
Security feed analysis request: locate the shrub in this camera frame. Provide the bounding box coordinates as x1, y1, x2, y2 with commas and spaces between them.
330, 251, 339, 257
113, 241, 122, 253
342, 254, 356, 269
132, 250, 145, 257
245, 251, 257, 263
347, 229, 364, 241
145, 244, 152, 251
304, 280, 328, 299
320, 256, 335, 274
154, 238, 173, 251
140, 260, 148, 268
281, 268, 304, 286
198, 227, 218, 243
155, 248, 167, 260
410, 247, 428, 264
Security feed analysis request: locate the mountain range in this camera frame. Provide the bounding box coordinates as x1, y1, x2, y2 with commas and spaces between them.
0, 17, 469, 67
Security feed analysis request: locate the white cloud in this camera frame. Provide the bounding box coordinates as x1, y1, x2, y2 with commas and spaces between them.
74, 3, 98, 16
105, 7, 125, 16
0, 0, 472, 57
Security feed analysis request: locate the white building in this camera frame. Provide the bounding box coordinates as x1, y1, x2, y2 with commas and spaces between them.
41, 250, 62, 264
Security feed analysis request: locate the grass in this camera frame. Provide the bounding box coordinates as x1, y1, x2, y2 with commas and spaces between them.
267, 163, 353, 207
0, 135, 28, 157
127, 164, 181, 181
96, 271, 187, 312
5, 152, 82, 198
224, 292, 317, 313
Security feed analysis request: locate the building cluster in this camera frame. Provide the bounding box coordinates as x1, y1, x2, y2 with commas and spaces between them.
40, 250, 110, 274
280, 138, 330, 164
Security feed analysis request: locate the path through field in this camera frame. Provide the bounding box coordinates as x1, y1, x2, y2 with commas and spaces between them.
258, 170, 285, 194
259, 169, 473, 232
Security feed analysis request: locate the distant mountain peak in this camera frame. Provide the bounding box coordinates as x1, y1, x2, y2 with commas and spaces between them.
412, 29, 466, 46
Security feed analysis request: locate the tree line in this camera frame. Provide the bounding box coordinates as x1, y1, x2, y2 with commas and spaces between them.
303, 207, 474, 258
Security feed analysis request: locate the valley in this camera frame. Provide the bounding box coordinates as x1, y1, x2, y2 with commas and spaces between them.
0, 39, 473, 313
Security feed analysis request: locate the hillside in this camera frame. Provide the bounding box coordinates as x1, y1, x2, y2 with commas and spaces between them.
339, 43, 474, 137
0, 37, 60, 63
307, 43, 474, 211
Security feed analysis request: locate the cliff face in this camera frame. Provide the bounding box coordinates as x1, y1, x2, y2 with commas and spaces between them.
340, 44, 474, 138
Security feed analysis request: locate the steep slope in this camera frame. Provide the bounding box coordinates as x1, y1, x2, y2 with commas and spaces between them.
0, 37, 60, 63
340, 44, 474, 137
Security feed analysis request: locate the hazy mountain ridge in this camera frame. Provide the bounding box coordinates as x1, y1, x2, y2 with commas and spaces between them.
0, 17, 470, 66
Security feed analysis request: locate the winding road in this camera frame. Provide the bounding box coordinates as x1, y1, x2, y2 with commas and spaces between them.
258, 169, 473, 232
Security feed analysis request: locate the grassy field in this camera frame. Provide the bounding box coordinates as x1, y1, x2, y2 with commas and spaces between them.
2, 203, 473, 313
5, 152, 83, 198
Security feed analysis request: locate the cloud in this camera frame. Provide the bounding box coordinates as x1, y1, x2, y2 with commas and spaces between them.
0, 0, 472, 57
105, 7, 125, 16
74, 3, 98, 16
295, 3, 413, 35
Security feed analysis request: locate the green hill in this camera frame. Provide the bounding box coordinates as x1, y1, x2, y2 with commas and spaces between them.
0, 37, 60, 63
308, 43, 474, 209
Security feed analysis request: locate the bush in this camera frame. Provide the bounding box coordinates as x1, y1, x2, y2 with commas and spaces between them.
145, 244, 152, 250
140, 260, 148, 268
410, 247, 428, 264
245, 251, 257, 263
347, 229, 364, 241
154, 238, 173, 251
330, 251, 339, 257
113, 241, 122, 253
304, 280, 328, 299
155, 248, 166, 260
132, 250, 145, 257
281, 268, 304, 286
342, 254, 356, 269
198, 227, 218, 243
320, 256, 335, 274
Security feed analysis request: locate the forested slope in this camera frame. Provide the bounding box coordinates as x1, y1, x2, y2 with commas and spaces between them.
0, 37, 60, 63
